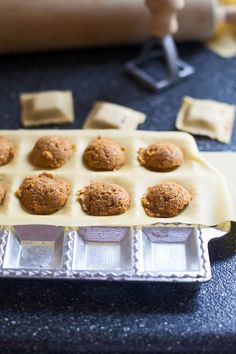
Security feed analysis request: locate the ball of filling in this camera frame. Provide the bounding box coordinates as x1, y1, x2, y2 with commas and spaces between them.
0, 184, 6, 204
0, 136, 15, 166
30, 135, 74, 168
138, 142, 184, 172
141, 182, 191, 217
77, 182, 130, 216
83, 137, 126, 171
16, 172, 71, 214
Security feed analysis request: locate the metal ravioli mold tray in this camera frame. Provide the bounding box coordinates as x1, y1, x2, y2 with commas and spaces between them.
0, 129, 232, 282
0, 223, 230, 282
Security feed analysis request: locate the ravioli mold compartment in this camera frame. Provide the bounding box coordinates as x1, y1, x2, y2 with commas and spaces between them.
0, 130, 233, 282
0, 223, 230, 283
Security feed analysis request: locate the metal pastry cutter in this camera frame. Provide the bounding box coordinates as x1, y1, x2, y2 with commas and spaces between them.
125, 35, 194, 92
126, 0, 194, 92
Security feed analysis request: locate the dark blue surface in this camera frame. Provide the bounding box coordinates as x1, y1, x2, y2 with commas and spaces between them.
0, 43, 235, 353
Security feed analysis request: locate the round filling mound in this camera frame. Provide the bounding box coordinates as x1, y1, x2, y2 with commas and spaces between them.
138, 142, 184, 172
16, 172, 71, 215
83, 137, 126, 171
0, 184, 6, 204
0, 136, 15, 166
77, 182, 130, 216
30, 135, 74, 169
141, 182, 191, 218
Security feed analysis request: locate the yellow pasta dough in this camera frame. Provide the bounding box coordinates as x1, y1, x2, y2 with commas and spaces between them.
0, 129, 235, 227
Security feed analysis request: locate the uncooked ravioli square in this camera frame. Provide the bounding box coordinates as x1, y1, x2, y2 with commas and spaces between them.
20, 91, 74, 127
176, 96, 235, 144
83, 101, 146, 130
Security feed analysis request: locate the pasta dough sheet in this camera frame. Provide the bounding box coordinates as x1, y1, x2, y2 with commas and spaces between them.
0, 129, 235, 227
202, 151, 236, 206
207, 23, 236, 58
206, 0, 236, 58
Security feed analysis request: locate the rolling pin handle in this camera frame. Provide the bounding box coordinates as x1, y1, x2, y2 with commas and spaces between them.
217, 5, 236, 24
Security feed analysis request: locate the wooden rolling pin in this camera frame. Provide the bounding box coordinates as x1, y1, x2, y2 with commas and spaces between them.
0, 0, 236, 54
0, 0, 150, 54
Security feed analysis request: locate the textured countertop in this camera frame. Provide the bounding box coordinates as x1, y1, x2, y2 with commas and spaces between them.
0, 43, 235, 353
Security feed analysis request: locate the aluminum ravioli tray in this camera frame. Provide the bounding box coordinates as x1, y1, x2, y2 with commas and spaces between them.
0, 223, 231, 283
0, 129, 232, 283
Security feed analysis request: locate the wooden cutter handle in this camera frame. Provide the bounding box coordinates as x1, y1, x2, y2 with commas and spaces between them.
145, 0, 186, 37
